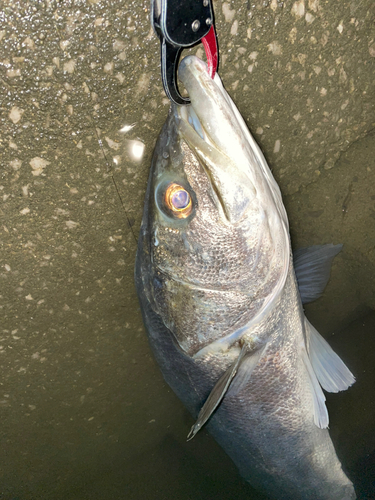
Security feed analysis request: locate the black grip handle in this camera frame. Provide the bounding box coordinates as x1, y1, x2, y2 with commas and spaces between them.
153, 0, 214, 47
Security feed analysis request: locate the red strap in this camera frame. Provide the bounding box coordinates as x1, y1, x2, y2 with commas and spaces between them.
201, 25, 218, 79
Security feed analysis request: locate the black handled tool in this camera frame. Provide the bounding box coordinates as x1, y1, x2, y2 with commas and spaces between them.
151, 0, 218, 105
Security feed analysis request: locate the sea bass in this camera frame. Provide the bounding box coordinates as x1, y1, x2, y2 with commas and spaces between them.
135, 55, 356, 500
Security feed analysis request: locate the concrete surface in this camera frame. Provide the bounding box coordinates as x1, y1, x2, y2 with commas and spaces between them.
0, 0, 374, 498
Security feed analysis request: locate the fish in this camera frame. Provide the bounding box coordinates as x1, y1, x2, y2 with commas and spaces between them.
135, 55, 356, 500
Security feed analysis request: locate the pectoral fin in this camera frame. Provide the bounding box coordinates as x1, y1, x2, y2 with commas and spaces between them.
226, 344, 267, 397
305, 318, 355, 393
187, 342, 266, 441
302, 346, 329, 429
303, 318, 355, 429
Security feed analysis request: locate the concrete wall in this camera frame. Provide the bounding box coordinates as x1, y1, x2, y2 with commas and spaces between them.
1, 0, 374, 498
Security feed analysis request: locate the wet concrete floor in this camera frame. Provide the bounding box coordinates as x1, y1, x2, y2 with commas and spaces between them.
1, 0, 375, 498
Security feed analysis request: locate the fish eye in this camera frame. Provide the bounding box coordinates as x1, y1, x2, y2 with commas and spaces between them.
164, 183, 192, 218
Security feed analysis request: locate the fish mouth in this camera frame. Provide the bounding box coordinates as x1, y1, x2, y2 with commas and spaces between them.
176, 55, 289, 230
175, 56, 258, 224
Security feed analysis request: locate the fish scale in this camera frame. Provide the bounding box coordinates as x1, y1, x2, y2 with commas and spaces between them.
136, 55, 356, 499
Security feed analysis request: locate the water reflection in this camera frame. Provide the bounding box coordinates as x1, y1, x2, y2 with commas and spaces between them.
113, 123, 146, 163
120, 124, 136, 133
127, 139, 145, 162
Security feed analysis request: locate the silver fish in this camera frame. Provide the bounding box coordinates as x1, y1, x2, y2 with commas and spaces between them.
135, 55, 356, 500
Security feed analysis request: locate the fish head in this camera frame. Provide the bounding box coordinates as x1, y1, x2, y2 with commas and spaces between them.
139, 56, 289, 356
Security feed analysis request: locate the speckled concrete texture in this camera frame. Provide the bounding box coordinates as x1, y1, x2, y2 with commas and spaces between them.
0, 0, 374, 498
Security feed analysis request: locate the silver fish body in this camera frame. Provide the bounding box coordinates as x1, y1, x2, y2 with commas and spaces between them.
135, 56, 356, 500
